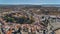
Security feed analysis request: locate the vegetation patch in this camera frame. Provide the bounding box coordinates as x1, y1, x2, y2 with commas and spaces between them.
3, 13, 35, 24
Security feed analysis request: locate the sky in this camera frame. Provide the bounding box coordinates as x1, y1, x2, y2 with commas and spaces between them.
0, 0, 60, 5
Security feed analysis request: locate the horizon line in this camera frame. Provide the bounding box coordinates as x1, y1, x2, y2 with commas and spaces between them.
0, 3, 60, 5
